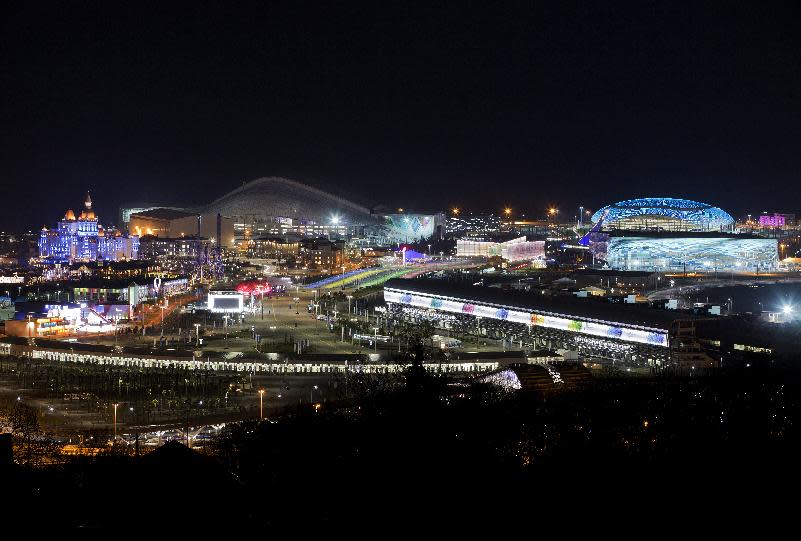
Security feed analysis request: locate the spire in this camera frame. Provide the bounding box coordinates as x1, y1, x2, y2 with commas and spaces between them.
84, 192, 92, 210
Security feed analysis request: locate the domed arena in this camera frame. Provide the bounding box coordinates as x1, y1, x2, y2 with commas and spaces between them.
591, 197, 735, 232
203, 177, 377, 226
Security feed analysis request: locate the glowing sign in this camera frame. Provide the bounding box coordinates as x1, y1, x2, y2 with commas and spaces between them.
208, 292, 244, 313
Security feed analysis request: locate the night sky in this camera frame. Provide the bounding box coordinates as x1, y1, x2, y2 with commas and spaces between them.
2, 1, 799, 231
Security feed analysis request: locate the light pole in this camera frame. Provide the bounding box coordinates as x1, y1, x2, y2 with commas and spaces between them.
310, 384, 318, 403
160, 304, 165, 337
258, 389, 265, 420
113, 402, 119, 441
194, 323, 201, 346
347, 295, 353, 315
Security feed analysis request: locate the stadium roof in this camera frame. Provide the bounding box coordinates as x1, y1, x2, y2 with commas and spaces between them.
385, 278, 705, 330
203, 176, 378, 225
129, 208, 196, 221
591, 197, 734, 231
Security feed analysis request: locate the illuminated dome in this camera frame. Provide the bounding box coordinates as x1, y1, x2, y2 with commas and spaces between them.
203, 176, 377, 225
591, 197, 734, 232
64, 209, 76, 220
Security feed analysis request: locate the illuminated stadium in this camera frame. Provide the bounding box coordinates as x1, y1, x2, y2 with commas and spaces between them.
383, 278, 704, 365
587, 198, 777, 272
203, 177, 377, 226
591, 197, 735, 232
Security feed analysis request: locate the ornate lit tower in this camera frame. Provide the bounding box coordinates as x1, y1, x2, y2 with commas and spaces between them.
39, 192, 138, 263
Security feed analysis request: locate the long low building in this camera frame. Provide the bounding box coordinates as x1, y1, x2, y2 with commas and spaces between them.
384, 278, 715, 367
456, 235, 545, 262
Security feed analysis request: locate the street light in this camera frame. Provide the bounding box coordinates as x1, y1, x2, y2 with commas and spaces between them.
258, 389, 265, 420
310, 384, 318, 403
194, 323, 201, 346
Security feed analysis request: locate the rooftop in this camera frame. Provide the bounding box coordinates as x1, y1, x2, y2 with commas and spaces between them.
385, 278, 707, 330
130, 208, 196, 221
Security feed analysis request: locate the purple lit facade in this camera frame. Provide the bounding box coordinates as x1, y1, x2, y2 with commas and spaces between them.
759, 215, 785, 227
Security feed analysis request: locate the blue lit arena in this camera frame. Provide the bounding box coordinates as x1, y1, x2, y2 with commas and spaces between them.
589, 198, 777, 272
591, 197, 735, 232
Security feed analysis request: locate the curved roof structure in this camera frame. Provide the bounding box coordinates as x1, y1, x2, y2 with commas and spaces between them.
591, 197, 734, 232
203, 177, 376, 225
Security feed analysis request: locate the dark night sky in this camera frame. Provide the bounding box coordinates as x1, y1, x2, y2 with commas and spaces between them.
1, 1, 799, 231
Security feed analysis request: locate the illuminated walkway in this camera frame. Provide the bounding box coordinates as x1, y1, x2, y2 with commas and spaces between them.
1, 342, 495, 375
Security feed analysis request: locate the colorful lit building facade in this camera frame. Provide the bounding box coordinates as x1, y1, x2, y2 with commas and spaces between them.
38, 193, 139, 263
456, 235, 545, 262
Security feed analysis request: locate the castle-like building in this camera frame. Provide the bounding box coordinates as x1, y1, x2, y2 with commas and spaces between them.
39, 193, 139, 262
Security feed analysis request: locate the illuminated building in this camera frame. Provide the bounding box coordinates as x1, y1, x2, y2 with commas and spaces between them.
587, 198, 777, 271
188, 177, 444, 245
375, 213, 446, 244
138, 235, 212, 259
204, 176, 374, 229
71, 278, 187, 303
384, 279, 718, 367
456, 235, 545, 262
298, 238, 345, 270
591, 197, 735, 232
198, 176, 376, 244
4, 316, 73, 337
245, 236, 300, 259
38, 193, 139, 263
606, 233, 778, 272
447, 214, 502, 236
758, 213, 794, 228
128, 208, 235, 247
